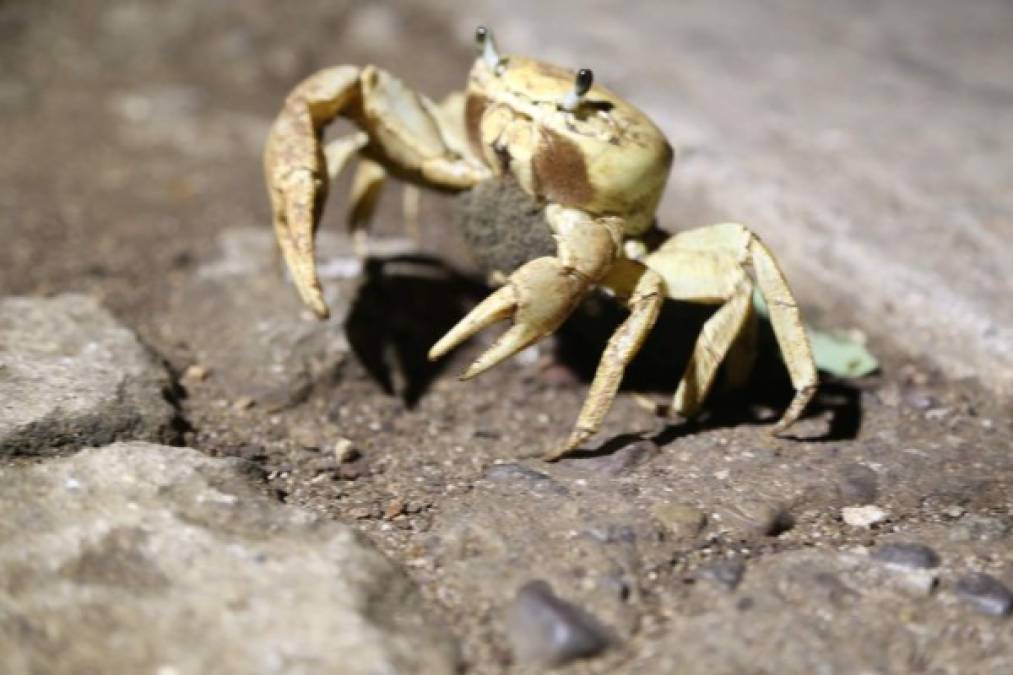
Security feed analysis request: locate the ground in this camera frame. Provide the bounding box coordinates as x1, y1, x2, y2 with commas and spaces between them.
1, 1, 1011, 673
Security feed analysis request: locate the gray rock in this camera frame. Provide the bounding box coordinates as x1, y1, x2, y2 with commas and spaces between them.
0, 442, 459, 674
166, 228, 411, 411
948, 514, 1011, 543
871, 542, 941, 569
717, 498, 793, 538
484, 462, 569, 496
506, 580, 613, 667
955, 573, 1013, 617
837, 463, 879, 505
0, 294, 178, 455
651, 502, 707, 540
697, 558, 746, 591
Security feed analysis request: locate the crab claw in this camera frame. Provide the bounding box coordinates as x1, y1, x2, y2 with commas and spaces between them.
270, 168, 330, 318
428, 257, 589, 377
264, 66, 364, 320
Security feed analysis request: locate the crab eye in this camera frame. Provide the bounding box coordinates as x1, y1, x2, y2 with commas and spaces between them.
474, 25, 504, 72
560, 68, 594, 112
474, 25, 489, 47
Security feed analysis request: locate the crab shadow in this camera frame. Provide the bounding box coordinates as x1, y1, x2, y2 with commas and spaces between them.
555, 293, 864, 445
344, 255, 487, 407
345, 255, 862, 441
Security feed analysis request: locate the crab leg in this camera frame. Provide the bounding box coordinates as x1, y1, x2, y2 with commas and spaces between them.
546, 258, 664, 460
429, 204, 623, 380
264, 66, 489, 318
644, 222, 817, 432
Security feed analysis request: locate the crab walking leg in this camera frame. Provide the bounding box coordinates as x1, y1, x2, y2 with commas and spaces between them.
428, 205, 623, 379
347, 158, 387, 257
402, 186, 422, 244
264, 66, 489, 318
546, 259, 664, 460
645, 222, 817, 432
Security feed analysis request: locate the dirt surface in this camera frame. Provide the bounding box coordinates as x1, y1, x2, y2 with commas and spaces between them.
2, 1, 1011, 673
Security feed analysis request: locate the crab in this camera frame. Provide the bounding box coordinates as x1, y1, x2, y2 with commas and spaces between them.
264, 27, 817, 460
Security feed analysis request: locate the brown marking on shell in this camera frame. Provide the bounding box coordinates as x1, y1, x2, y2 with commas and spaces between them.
532, 126, 594, 206
465, 93, 489, 157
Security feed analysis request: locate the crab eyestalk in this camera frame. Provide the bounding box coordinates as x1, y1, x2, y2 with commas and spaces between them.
475, 25, 505, 72
561, 68, 593, 112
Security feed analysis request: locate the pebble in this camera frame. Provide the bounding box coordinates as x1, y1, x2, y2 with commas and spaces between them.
719, 499, 792, 537
183, 364, 210, 381
954, 573, 1013, 617
947, 515, 1010, 543
651, 502, 706, 540
697, 558, 746, 591
837, 463, 879, 505
583, 524, 636, 545
383, 499, 405, 520
557, 439, 659, 476
842, 505, 888, 528
334, 438, 357, 463
871, 543, 940, 569
506, 580, 613, 667
232, 396, 255, 411
484, 463, 569, 496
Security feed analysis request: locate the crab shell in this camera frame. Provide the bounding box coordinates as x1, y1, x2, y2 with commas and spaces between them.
464, 56, 674, 235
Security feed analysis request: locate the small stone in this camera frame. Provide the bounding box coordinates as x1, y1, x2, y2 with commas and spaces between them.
557, 439, 659, 476
943, 505, 966, 519
954, 573, 1013, 617
484, 463, 569, 496
506, 580, 613, 667
871, 543, 940, 569
948, 514, 1010, 543
651, 502, 707, 540
599, 573, 632, 602
837, 463, 879, 505
232, 396, 255, 411
697, 558, 746, 591
902, 388, 938, 410
183, 364, 210, 381
334, 437, 358, 463
842, 505, 888, 528
583, 524, 636, 545
384, 499, 405, 520
719, 499, 793, 537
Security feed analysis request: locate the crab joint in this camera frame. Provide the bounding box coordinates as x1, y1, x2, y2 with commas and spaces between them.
475, 25, 505, 72
561, 68, 593, 112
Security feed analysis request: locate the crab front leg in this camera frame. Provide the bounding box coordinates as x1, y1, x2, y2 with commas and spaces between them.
643, 222, 817, 432
428, 203, 623, 380
546, 258, 665, 460
264, 66, 490, 318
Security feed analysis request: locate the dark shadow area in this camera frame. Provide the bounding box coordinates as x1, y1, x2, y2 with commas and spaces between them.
555, 292, 864, 444
344, 255, 487, 407
345, 256, 863, 440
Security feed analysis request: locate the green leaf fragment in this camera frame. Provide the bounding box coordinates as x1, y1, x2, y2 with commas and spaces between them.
752, 290, 879, 378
